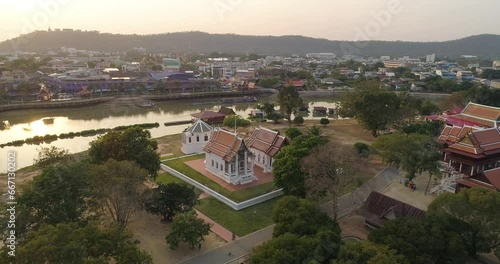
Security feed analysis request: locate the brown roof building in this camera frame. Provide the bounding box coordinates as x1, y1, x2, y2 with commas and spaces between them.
247, 127, 288, 173
218, 106, 236, 116
191, 111, 227, 125
362, 191, 426, 229
203, 128, 256, 185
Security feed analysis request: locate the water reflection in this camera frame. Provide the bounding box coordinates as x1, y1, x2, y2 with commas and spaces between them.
0, 97, 340, 171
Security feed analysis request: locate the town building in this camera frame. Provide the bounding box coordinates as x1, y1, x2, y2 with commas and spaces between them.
204, 128, 256, 185
456, 71, 475, 81
246, 127, 288, 173
383, 60, 407, 68
181, 119, 213, 154
191, 110, 227, 125
162, 58, 181, 72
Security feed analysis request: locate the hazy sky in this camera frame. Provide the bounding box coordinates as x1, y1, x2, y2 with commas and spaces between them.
1, 0, 499, 43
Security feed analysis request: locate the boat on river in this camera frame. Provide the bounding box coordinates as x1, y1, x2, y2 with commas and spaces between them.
42, 118, 55, 124
135, 101, 156, 108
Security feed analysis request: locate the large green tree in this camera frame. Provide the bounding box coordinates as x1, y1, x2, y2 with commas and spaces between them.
222, 115, 251, 130
0, 223, 152, 264
332, 241, 409, 264
166, 211, 211, 250
252, 233, 319, 264
369, 217, 467, 264
144, 183, 197, 221
273, 133, 328, 197
427, 188, 500, 259
272, 196, 340, 238
15, 162, 93, 237
89, 126, 160, 179
340, 81, 400, 137
91, 159, 148, 228
373, 133, 441, 181
277, 85, 303, 128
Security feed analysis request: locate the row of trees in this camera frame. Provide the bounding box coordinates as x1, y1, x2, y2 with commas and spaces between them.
0, 126, 210, 262
340, 80, 440, 137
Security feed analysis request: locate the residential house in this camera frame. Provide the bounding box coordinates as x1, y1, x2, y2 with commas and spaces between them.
204, 128, 256, 185
246, 127, 288, 173
181, 119, 213, 154
218, 106, 236, 116
362, 191, 426, 229
456, 71, 475, 81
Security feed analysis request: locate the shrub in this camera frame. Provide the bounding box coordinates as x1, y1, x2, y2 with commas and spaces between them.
354, 142, 371, 157
320, 118, 330, 126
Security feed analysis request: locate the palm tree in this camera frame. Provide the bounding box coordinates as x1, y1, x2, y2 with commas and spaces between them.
277, 85, 303, 128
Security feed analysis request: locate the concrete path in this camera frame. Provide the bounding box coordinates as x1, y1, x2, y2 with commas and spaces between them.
195, 210, 237, 242
179, 167, 401, 264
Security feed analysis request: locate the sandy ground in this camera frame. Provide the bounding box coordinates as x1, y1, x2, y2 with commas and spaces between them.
381, 173, 437, 211
0, 169, 40, 193
127, 210, 225, 264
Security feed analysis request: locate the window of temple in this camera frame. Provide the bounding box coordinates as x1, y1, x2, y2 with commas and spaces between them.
211, 160, 214, 166
188, 137, 191, 143
205, 134, 209, 141
196, 136, 199, 142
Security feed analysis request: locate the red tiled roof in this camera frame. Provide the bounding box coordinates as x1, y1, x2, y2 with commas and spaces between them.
483, 168, 500, 190
203, 129, 246, 162
363, 191, 426, 228
246, 127, 288, 157
290, 80, 304, 87
462, 102, 500, 121
440, 126, 500, 158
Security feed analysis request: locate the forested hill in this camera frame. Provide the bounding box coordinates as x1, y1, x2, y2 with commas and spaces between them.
1, 31, 500, 57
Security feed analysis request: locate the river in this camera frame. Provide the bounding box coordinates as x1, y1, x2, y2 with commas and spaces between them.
0, 96, 341, 171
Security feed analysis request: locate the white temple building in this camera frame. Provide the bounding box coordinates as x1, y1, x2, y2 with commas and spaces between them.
203, 128, 256, 185
181, 119, 213, 154
246, 126, 288, 173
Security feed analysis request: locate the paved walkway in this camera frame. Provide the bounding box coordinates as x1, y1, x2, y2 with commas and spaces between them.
179, 166, 401, 264
195, 210, 237, 242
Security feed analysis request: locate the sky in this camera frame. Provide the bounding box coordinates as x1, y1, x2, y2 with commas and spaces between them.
0, 0, 499, 43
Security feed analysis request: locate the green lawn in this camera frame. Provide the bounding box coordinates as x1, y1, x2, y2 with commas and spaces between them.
164, 155, 277, 202
155, 172, 186, 185
195, 196, 279, 237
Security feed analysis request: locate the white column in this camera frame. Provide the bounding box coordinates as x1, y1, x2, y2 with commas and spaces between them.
471, 166, 475, 176
459, 162, 463, 172
244, 151, 248, 174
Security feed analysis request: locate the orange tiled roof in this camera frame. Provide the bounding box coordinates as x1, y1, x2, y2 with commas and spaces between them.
484, 168, 500, 190
441, 126, 500, 157
204, 128, 245, 162
462, 103, 500, 121
246, 127, 288, 157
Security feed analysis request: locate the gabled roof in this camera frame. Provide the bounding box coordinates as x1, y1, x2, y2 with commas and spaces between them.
457, 169, 500, 191
483, 168, 500, 190
438, 125, 477, 144
440, 125, 500, 158
453, 102, 500, 127
246, 127, 288, 157
204, 128, 246, 162
363, 191, 426, 228
186, 119, 212, 134
218, 106, 235, 116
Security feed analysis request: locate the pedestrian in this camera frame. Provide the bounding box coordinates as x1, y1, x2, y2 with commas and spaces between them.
228, 252, 232, 256
198, 244, 201, 249
232, 232, 236, 241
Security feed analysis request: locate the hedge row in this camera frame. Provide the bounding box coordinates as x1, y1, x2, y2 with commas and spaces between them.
0, 122, 160, 148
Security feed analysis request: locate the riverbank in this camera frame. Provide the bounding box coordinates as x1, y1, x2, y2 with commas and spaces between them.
0, 90, 271, 113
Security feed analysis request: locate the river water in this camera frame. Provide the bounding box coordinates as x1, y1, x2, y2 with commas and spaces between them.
0, 96, 340, 171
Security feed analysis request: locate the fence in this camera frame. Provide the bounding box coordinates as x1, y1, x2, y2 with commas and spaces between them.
160, 164, 283, 210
